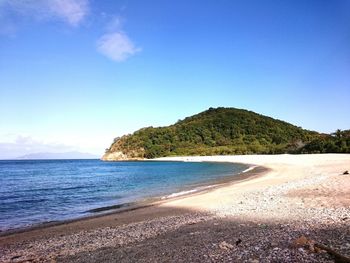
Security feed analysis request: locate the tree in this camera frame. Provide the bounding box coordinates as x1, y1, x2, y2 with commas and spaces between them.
332, 129, 342, 139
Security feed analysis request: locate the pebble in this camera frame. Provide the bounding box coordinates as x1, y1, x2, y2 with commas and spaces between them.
1, 169, 349, 263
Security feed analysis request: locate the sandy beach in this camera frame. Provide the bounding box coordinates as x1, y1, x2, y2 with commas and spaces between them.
1, 154, 349, 262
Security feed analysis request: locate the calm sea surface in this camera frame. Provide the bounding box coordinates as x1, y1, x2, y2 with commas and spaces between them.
0, 160, 247, 231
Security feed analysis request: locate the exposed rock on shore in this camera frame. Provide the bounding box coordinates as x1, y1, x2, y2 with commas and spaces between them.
101, 151, 136, 161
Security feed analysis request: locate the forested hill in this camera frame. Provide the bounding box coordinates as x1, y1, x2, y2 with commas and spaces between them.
102, 107, 321, 160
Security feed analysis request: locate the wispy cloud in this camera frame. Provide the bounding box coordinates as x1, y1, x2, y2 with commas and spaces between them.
104, 15, 123, 32
48, 0, 89, 26
0, 0, 89, 27
0, 134, 77, 159
96, 15, 141, 62
0, 1, 140, 60
97, 31, 141, 62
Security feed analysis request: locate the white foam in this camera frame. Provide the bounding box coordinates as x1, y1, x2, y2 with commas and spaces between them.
240, 166, 257, 174
162, 185, 217, 199
162, 189, 198, 199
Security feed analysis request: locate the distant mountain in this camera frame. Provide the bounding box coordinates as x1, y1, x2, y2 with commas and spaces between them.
17, 151, 99, 160
102, 107, 321, 161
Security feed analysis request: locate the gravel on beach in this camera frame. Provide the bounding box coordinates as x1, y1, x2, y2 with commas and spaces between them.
1, 155, 350, 263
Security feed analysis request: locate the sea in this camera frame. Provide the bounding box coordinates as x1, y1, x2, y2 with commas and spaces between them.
0, 159, 248, 231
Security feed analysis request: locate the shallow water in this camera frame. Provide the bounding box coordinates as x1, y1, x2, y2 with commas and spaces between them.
0, 159, 247, 231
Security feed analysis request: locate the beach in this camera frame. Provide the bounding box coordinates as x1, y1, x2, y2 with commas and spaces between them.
1, 154, 349, 262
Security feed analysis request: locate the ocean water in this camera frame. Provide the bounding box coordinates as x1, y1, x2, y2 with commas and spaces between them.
0, 160, 247, 231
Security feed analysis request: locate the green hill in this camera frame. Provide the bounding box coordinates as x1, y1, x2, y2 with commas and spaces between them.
298, 129, 350, 154
102, 107, 320, 160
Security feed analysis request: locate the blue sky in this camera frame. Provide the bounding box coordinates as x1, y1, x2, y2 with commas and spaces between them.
0, 0, 349, 158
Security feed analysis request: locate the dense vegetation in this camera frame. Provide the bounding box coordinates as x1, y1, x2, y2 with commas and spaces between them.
104, 107, 325, 159
298, 129, 350, 153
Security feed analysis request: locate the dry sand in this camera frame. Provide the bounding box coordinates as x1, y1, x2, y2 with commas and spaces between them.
158, 154, 350, 217
1, 154, 349, 263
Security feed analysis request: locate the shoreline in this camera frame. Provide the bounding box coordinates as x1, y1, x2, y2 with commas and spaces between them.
156, 154, 350, 213
1, 154, 349, 262
0, 162, 265, 237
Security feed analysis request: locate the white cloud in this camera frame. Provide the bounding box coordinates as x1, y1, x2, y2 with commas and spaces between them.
0, 134, 77, 159
49, 0, 89, 26
96, 15, 141, 62
0, 0, 89, 27
97, 31, 141, 62
0, 131, 113, 158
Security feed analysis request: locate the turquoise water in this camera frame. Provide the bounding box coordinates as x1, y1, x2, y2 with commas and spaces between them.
0, 160, 247, 231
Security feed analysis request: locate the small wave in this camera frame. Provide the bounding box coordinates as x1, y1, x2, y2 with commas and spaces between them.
161, 185, 217, 199
161, 189, 198, 199
240, 166, 257, 174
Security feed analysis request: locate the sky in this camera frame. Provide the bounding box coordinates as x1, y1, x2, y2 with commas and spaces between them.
0, 0, 349, 158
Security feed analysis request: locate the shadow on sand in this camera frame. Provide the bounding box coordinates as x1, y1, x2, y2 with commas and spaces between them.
43, 205, 350, 263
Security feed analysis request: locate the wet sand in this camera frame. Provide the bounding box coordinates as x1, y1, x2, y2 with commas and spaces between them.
1, 154, 349, 262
